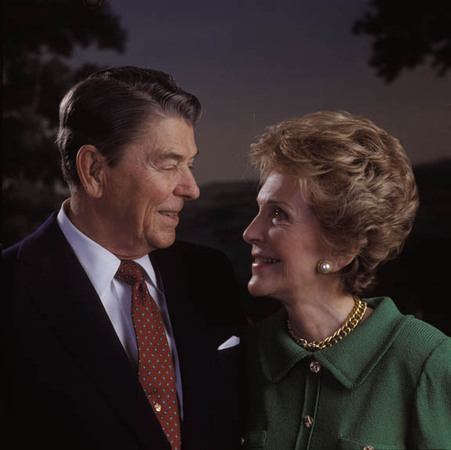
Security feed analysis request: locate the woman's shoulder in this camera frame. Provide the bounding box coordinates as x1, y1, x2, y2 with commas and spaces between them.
377, 298, 451, 372
398, 314, 450, 359
366, 296, 449, 348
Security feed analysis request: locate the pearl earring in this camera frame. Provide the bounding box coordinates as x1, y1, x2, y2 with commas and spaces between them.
317, 259, 334, 274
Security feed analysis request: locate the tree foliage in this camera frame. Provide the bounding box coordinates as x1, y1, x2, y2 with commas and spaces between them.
353, 0, 451, 82
2, 0, 127, 245
2, 0, 127, 181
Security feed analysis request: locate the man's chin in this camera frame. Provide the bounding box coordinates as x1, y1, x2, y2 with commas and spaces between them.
149, 233, 176, 251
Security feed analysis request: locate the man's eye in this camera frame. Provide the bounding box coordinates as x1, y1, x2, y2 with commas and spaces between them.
160, 164, 177, 171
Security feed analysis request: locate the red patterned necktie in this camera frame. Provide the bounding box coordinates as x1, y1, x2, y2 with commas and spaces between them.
115, 260, 181, 450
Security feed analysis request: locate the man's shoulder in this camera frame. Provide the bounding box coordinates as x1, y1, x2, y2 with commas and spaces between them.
167, 240, 226, 256
2, 211, 62, 266
150, 241, 236, 292
152, 240, 229, 264
3, 240, 21, 260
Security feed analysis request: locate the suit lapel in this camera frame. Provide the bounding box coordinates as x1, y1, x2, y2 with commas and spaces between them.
18, 214, 170, 449
150, 246, 217, 446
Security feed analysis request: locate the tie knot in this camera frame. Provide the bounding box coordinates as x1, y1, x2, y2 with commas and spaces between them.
115, 260, 145, 286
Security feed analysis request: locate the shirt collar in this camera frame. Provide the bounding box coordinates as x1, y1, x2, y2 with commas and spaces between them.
57, 201, 159, 295
259, 297, 409, 389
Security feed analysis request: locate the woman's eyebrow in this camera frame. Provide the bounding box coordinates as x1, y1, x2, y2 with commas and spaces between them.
257, 197, 291, 208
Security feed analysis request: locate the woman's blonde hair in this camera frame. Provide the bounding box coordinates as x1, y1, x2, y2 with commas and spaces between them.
250, 111, 419, 294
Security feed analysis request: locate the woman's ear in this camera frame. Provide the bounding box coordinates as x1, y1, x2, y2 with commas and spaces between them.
334, 251, 359, 272
76, 145, 106, 198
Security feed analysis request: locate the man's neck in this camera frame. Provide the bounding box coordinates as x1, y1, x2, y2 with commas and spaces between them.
65, 193, 152, 260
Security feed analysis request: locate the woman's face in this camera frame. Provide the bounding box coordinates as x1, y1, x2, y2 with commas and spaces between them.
243, 171, 329, 302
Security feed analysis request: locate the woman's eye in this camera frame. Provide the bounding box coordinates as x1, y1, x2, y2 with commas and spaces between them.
273, 207, 288, 220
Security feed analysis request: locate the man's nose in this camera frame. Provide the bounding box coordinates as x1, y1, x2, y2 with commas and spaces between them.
175, 168, 200, 200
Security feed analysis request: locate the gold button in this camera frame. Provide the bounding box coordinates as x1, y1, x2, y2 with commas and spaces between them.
303, 415, 314, 428
154, 403, 162, 412
309, 359, 321, 373
363, 446, 375, 450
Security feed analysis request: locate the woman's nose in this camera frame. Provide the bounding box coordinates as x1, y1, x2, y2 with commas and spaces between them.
243, 215, 262, 244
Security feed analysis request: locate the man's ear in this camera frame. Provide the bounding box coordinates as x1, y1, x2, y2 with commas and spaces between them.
76, 145, 106, 198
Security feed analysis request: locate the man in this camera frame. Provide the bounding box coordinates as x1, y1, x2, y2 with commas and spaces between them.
4, 67, 244, 449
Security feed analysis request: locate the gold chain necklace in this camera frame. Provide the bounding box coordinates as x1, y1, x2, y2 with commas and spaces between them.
287, 297, 367, 351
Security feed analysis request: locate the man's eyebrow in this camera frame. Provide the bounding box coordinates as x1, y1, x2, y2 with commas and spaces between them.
155, 150, 200, 161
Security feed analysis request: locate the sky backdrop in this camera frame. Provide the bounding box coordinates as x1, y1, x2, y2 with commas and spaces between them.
74, 0, 450, 185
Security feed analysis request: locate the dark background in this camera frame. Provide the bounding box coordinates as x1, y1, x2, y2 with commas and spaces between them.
2, 0, 450, 334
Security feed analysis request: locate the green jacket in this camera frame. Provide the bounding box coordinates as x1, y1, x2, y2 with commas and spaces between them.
243, 297, 451, 449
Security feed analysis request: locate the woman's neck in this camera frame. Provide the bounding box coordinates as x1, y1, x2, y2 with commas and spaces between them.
283, 289, 357, 343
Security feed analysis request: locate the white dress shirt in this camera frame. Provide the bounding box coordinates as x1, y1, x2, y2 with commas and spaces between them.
56, 202, 184, 415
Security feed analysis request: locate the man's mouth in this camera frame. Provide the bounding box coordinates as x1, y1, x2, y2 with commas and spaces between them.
159, 210, 181, 224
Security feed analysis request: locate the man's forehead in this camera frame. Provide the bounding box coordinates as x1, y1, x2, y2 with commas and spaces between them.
144, 117, 197, 158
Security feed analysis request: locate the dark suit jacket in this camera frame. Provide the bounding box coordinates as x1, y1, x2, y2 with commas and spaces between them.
3, 212, 245, 449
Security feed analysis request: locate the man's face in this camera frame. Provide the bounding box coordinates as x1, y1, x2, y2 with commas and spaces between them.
99, 116, 199, 258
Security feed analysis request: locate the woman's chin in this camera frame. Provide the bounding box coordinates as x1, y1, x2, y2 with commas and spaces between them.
247, 279, 272, 298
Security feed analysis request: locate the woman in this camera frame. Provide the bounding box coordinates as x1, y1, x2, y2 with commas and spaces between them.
242, 111, 451, 449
